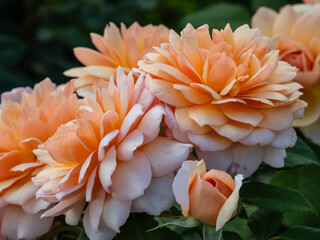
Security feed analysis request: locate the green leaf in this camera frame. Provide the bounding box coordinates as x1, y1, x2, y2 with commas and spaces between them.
154, 214, 202, 240
203, 224, 222, 240
151, 216, 202, 231
222, 231, 243, 240
240, 182, 316, 214
175, 229, 202, 240
271, 166, 320, 226
180, 3, 251, 30
39, 224, 81, 240
223, 217, 252, 240
116, 213, 180, 240
284, 137, 320, 168
248, 209, 282, 240
273, 226, 320, 240
77, 231, 89, 240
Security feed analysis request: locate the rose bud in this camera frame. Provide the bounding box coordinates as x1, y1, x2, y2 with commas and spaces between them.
173, 160, 243, 230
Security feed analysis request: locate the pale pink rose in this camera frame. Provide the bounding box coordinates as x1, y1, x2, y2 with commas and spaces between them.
252, 4, 320, 145
0, 79, 80, 239
33, 68, 192, 240
65, 22, 169, 96
173, 160, 243, 230
139, 23, 306, 177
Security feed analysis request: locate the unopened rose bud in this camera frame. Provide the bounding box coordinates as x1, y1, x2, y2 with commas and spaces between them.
173, 160, 243, 230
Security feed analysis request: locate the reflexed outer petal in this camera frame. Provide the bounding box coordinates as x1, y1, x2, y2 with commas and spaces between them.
132, 173, 175, 215
259, 108, 293, 131
111, 151, 152, 201
211, 122, 253, 142
142, 137, 192, 177
197, 144, 263, 177
99, 146, 117, 192
17, 210, 53, 240
216, 174, 243, 230
240, 128, 276, 146
22, 197, 51, 214
88, 188, 106, 232
271, 127, 297, 148
172, 160, 206, 215
102, 198, 131, 232
83, 207, 117, 240
2, 180, 38, 205
187, 132, 232, 151
1, 206, 53, 240
263, 146, 285, 168
65, 200, 86, 226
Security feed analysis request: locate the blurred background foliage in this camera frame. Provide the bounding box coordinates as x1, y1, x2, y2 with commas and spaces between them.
0, 0, 301, 93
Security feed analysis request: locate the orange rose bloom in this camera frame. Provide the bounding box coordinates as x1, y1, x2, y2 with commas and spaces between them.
33, 68, 192, 240
139, 23, 306, 177
173, 160, 243, 229
65, 22, 169, 96
252, 4, 320, 144
0, 79, 79, 240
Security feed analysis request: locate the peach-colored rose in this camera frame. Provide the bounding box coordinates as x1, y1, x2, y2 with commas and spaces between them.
65, 22, 169, 96
0, 79, 80, 240
252, 4, 320, 144
33, 68, 192, 240
138, 23, 306, 177
173, 160, 243, 230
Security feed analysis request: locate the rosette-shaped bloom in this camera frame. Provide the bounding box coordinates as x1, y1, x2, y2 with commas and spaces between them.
0, 79, 79, 240
173, 160, 243, 230
33, 68, 192, 240
252, 4, 320, 144
139, 24, 306, 177
65, 22, 169, 96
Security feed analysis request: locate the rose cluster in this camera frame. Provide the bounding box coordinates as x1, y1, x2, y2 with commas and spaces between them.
1, 1, 319, 239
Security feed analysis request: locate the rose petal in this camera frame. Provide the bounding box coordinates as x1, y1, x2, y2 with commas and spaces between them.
132, 173, 175, 215
142, 137, 192, 177
111, 151, 152, 201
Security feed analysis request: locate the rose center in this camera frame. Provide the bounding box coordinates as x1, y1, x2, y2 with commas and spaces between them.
207, 178, 217, 187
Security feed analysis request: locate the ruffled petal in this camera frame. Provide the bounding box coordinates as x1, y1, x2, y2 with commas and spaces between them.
142, 137, 192, 177
111, 151, 152, 201
132, 174, 175, 215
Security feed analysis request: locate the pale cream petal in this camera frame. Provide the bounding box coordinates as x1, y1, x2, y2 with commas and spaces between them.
252, 7, 277, 37
197, 144, 263, 177
111, 151, 151, 201
103, 198, 131, 232
142, 137, 192, 177
187, 132, 232, 151
271, 127, 297, 148
216, 174, 243, 230
132, 174, 175, 215
172, 160, 206, 215
263, 146, 285, 168
83, 207, 117, 240
272, 5, 298, 36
